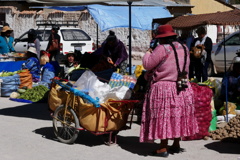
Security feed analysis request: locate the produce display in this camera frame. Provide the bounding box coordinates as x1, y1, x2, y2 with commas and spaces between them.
183, 83, 213, 140
10, 92, 20, 99
190, 78, 214, 88
0, 52, 25, 57
209, 115, 240, 142
16, 85, 49, 102
0, 70, 27, 77
219, 102, 237, 115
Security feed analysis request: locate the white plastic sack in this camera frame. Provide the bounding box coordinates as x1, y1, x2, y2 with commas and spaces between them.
103, 86, 132, 102
74, 70, 132, 104
74, 70, 98, 91
74, 70, 111, 103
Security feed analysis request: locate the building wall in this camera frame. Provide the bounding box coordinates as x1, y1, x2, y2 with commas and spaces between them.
190, 0, 233, 14
0, 7, 151, 53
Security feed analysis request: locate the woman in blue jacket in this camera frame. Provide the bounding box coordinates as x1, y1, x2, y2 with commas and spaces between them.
22, 47, 41, 82
0, 26, 15, 55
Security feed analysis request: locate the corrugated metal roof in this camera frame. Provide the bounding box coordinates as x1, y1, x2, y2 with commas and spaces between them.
156, 9, 240, 29
104, 0, 193, 7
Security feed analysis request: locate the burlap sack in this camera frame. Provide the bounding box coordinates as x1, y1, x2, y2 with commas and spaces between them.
48, 82, 69, 112
18, 69, 32, 89
48, 81, 133, 132
78, 98, 132, 132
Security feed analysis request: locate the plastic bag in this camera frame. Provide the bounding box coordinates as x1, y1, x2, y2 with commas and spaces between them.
74, 70, 111, 103
18, 69, 32, 89
74, 70, 98, 91
219, 102, 236, 115
103, 86, 132, 102
209, 78, 222, 99
209, 110, 217, 132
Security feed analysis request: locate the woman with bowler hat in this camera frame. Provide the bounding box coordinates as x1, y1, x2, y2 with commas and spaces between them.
62, 51, 80, 79
22, 47, 41, 82
27, 29, 41, 58
0, 26, 15, 55
140, 24, 198, 157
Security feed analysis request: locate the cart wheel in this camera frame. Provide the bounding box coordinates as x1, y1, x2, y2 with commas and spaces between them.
53, 105, 80, 144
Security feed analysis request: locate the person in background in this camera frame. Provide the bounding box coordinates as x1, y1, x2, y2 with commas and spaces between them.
189, 27, 212, 82
46, 26, 60, 62
62, 51, 80, 79
28, 29, 41, 58
22, 47, 41, 82
178, 29, 194, 50
0, 26, 15, 55
140, 24, 198, 157
221, 56, 240, 103
150, 23, 160, 50
40, 54, 55, 84
91, 30, 128, 74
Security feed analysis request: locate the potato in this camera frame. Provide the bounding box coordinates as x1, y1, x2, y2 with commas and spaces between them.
203, 136, 209, 140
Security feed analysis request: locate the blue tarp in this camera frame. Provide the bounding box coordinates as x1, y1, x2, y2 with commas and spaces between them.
0, 61, 26, 72
42, 5, 172, 31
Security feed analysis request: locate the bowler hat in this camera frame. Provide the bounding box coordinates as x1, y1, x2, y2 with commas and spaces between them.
155, 24, 177, 38
27, 47, 37, 55
1, 26, 13, 33
66, 51, 76, 57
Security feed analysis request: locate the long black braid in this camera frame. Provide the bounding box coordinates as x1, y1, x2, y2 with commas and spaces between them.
168, 39, 188, 77
166, 38, 188, 92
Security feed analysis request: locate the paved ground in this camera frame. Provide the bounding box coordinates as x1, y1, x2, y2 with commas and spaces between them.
0, 97, 239, 160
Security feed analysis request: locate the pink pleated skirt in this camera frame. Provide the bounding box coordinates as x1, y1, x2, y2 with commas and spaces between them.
140, 81, 198, 142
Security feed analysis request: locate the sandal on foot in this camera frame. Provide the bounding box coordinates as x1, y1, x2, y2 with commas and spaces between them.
168, 146, 186, 154
149, 151, 169, 157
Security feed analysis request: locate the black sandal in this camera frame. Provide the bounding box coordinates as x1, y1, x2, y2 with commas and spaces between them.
168, 146, 186, 154
149, 150, 169, 157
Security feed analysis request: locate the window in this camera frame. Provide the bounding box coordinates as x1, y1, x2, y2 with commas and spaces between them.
18, 32, 28, 42
61, 29, 91, 41
225, 34, 240, 45
43, 30, 51, 41
36, 30, 44, 41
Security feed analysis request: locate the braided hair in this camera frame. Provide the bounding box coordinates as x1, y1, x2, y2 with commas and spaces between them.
164, 37, 188, 76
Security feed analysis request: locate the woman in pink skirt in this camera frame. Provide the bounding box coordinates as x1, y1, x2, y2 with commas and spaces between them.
140, 24, 198, 157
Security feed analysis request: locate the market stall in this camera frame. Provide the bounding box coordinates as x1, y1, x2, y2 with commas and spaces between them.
152, 9, 240, 141
154, 10, 240, 99
27, 0, 172, 75
0, 53, 26, 72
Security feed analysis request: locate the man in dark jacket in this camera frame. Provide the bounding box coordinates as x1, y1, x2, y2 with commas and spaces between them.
189, 27, 212, 82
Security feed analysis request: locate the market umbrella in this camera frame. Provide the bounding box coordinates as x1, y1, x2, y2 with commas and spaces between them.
27, 0, 142, 75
